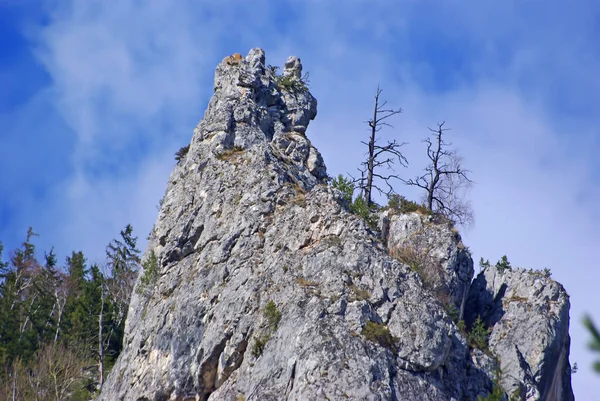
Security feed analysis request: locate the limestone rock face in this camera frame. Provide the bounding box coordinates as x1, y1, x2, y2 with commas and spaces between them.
385, 212, 474, 321
97, 49, 573, 401
467, 266, 574, 401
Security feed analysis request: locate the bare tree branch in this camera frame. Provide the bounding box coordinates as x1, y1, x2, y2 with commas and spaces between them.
357, 86, 408, 206
403, 122, 474, 228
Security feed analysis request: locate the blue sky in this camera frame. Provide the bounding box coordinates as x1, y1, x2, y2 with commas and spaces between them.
1, 0, 599, 397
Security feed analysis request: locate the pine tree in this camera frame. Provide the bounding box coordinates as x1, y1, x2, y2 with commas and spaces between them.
105, 224, 140, 330
63, 251, 90, 348
1, 228, 42, 363
0, 234, 105, 399
96, 224, 140, 389
29, 252, 65, 346
583, 315, 600, 373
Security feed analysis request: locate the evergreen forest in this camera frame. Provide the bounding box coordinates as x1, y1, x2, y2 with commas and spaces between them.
0, 225, 140, 400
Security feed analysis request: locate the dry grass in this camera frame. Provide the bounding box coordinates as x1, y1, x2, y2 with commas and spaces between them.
321, 235, 342, 247
217, 145, 245, 161
348, 284, 370, 301
291, 183, 306, 207
296, 277, 319, 287
225, 53, 243, 65
391, 245, 428, 274
362, 321, 397, 351
391, 244, 455, 315
503, 295, 529, 307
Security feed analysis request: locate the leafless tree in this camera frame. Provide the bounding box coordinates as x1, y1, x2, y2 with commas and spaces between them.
354, 86, 408, 207
97, 280, 107, 390
28, 343, 88, 401
0, 357, 31, 401
404, 122, 474, 227
0, 343, 88, 401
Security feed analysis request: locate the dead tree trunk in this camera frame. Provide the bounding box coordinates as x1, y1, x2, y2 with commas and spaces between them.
404, 122, 473, 227
98, 285, 105, 390
357, 86, 407, 207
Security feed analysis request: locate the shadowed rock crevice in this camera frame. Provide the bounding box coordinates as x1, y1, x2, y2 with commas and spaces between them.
198, 335, 231, 401
284, 359, 296, 396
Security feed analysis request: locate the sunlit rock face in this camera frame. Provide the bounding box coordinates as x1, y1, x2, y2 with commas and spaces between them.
385, 212, 474, 321
466, 266, 574, 401
97, 49, 573, 401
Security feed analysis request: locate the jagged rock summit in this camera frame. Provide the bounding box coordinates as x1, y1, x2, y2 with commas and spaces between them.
98, 49, 573, 401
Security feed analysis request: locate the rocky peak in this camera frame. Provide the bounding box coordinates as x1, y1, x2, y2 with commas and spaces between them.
283, 56, 303, 78
198, 48, 324, 184
97, 49, 573, 401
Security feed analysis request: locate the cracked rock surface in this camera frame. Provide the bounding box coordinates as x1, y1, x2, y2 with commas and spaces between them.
385, 212, 474, 321
97, 49, 573, 401
466, 266, 574, 401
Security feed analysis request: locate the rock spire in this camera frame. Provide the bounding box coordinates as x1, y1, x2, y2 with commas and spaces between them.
97, 49, 573, 401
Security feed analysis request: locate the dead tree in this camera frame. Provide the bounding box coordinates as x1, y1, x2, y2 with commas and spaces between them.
356, 86, 408, 207
404, 122, 474, 227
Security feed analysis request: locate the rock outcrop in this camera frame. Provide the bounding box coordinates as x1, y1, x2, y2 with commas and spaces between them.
384, 212, 474, 321
97, 49, 573, 401
466, 266, 574, 401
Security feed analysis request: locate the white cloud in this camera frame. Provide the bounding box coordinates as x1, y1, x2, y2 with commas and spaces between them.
20, 1, 224, 261
55, 149, 174, 264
